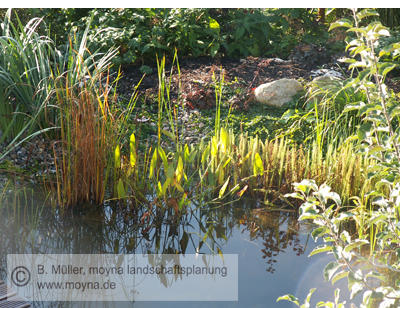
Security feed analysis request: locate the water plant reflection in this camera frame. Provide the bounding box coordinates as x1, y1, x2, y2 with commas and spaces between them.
1, 182, 309, 279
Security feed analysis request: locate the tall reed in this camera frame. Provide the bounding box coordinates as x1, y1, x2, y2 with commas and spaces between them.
53, 81, 106, 207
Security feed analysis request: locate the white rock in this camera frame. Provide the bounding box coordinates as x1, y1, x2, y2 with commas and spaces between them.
310, 69, 344, 79
254, 79, 303, 107
271, 58, 289, 63
310, 75, 341, 89
307, 75, 343, 103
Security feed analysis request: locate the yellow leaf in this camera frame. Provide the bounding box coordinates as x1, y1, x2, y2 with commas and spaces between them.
211, 136, 218, 158
115, 145, 121, 169
220, 127, 228, 154
130, 133, 136, 169
149, 149, 158, 179
175, 156, 184, 183
219, 176, 230, 199
253, 152, 264, 176
218, 168, 225, 185
237, 185, 248, 197
209, 17, 220, 29
175, 181, 184, 193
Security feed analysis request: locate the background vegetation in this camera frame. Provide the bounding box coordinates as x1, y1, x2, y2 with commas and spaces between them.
0, 8, 339, 66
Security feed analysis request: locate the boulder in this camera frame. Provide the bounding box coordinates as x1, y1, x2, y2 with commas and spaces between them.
254, 78, 303, 107
307, 74, 343, 103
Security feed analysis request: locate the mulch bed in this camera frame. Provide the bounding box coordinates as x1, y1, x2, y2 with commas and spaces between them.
117, 49, 400, 111
117, 54, 332, 110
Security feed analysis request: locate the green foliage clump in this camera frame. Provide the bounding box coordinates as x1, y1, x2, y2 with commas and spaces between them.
278, 8, 400, 308
26, 8, 329, 66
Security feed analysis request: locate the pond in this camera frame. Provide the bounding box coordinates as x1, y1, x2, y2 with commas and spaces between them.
0, 180, 350, 308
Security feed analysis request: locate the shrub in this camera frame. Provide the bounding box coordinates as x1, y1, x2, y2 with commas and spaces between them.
27, 8, 330, 66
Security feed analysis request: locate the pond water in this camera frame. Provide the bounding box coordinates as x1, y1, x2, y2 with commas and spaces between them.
0, 182, 350, 308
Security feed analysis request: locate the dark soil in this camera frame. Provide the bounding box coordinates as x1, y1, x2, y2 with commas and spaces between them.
117, 52, 344, 110
117, 43, 400, 110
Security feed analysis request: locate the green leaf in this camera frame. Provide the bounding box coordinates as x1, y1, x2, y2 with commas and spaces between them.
332, 270, 349, 285
324, 261, 341, 281
348, 270, 363, 296
347, 27, 368, 36
284, 192, 304, 200
210, 43, 220, 58
276, 294, 300, 306
175, 181, 184, 193
299, 201, 318, 216
158, 146, 168, 171
161, 129, 175, 140
237, 185, 248, 198
184, 144, 190, 161
350, 281, 364, 299
343, 102, 363, 113
157, 181, 163, 196
314, 183, 341, 206
340, 230, 351, 243
378, 62, 397, 78
161, 178, 171, 196
211, 136, 218, 159
293, 179, 318, 195
309, 245, 332, 257
356, 9, 379, 21
180, 232, 189, 253
178, 193, 187, 210
344, 239, 369, 252
329, 18, 353, 31
311, 227, 328, 241
365, 271, 385, 282
303, 288, 316, 308
359, 103, 383, 116
117, 178, 126, 199
166, 163, 175, 179
357, 122, 373, 141
149, 148, 158, 179
201, 144, 210, 164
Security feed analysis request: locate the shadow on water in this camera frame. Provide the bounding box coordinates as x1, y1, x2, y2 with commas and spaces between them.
0, 178, 346, 307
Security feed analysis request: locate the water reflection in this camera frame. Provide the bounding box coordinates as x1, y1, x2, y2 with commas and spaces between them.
239, 209, 307, 274
0, 182, 320, 307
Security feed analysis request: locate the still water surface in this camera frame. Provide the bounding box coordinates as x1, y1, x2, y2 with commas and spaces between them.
0, 184, 347, 307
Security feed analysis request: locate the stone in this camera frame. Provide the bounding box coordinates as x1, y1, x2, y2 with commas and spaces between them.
307, 75, 343, 104
310, 68, 344, 79
254, 79, 303, 107
309, 74, 342, 91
